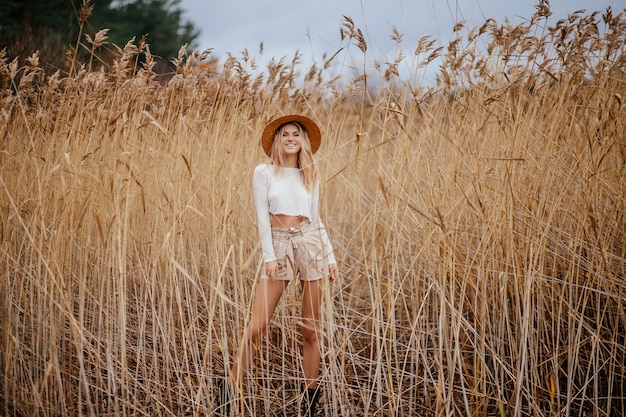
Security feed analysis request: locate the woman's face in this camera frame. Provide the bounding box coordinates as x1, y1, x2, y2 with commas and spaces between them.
279, 123, 302, 156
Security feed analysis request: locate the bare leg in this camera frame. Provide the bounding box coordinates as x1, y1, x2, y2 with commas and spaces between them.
300, 279, 323, 389
230, 278, 289, 386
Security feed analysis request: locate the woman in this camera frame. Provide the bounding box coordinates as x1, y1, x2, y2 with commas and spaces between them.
218, 115, 338, 416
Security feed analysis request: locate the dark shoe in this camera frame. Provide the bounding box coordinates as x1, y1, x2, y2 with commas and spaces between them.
216, 379, 233, 417
302, 387, 321, 417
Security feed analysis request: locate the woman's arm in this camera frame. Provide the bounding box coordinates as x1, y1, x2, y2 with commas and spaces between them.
253, 165, 277, 263
311, 180, 336, 265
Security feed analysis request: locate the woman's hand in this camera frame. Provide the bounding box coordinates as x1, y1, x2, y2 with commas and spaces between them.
265, 260, 278, 281
328, 264, 338, 285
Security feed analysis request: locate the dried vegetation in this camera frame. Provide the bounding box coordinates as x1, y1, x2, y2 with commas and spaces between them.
1, 1, 625, 416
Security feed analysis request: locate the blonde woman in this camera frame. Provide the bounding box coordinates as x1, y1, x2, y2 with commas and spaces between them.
217, 115, 338, 416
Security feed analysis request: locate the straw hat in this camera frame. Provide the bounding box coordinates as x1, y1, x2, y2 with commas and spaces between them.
261, 115, 321, 156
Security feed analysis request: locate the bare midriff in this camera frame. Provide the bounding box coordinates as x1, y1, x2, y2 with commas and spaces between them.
270, 214, 308, 228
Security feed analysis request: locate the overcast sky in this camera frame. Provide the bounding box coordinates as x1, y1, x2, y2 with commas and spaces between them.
179, 0, 623, 81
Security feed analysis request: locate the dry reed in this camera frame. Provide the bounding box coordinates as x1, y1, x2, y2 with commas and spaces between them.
1, 4, 625, 416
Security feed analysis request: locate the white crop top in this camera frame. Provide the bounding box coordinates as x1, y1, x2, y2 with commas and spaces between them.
253, 163, 336, 265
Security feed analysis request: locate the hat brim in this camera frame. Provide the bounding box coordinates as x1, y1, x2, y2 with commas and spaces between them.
261, 115, 321, 156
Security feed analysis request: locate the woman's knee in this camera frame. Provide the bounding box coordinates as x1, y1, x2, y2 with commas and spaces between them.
244, 321, 267, 344
300, 319, 319, 345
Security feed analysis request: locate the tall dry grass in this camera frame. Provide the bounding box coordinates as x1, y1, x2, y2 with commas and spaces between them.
1, 3, 625, 416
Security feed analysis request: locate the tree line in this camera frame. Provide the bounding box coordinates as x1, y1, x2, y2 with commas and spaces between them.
0, 0, 200, 75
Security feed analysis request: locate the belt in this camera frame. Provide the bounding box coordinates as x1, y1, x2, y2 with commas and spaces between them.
272, 224, 309, 249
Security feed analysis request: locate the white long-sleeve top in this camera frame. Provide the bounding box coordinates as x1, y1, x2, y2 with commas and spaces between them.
253, 163, 336, 265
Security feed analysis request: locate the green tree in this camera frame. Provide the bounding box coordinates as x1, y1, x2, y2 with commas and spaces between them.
0, 0, 77, 69
0, 0, 199, 74
90, 0, 199, 72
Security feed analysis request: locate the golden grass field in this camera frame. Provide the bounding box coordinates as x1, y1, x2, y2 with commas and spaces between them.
1, 4, 625, 417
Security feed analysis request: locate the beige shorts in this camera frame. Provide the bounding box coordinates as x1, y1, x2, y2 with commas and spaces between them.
262, 222, 327, 281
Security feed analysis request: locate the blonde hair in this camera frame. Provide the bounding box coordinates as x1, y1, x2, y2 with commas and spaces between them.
269, 122, 317, 192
